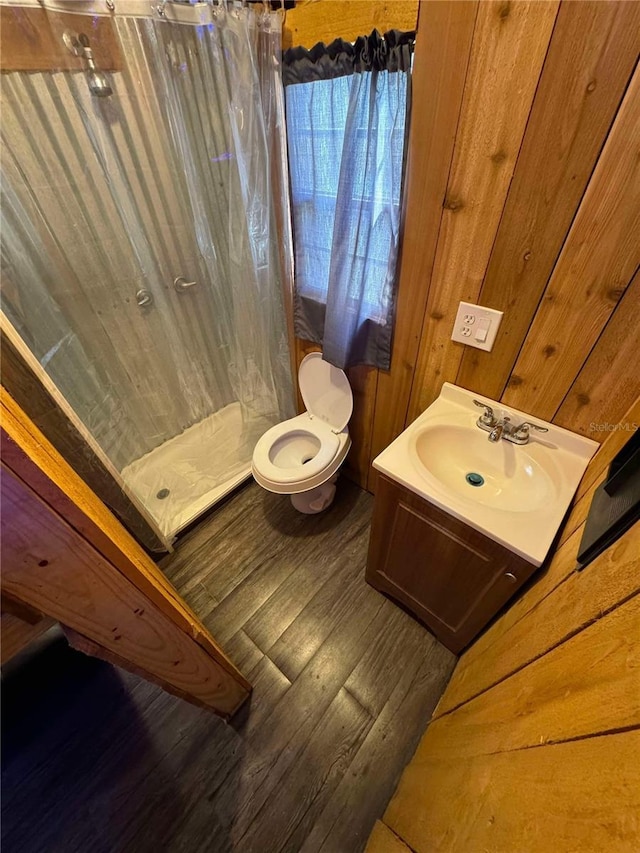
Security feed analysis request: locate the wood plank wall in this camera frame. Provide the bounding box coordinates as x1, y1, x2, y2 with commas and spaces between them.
367, 415, 640, 853
289, 0, 640, 491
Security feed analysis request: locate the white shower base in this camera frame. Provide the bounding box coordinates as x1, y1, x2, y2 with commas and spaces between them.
121, 402, 273, 540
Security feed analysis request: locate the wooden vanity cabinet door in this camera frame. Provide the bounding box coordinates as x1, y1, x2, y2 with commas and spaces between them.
365, 475, 536, 654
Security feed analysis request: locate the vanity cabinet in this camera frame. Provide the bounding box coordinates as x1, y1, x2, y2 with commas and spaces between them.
366, 475, 537, 654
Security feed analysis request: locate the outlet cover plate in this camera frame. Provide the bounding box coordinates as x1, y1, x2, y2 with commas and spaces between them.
451, 301, 503, 352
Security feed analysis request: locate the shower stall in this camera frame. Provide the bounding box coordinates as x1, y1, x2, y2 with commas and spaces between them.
1, 1, 295, 547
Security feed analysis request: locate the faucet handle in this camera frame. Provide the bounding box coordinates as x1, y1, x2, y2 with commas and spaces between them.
514, 421, 549, 439
473, 399, 497, 426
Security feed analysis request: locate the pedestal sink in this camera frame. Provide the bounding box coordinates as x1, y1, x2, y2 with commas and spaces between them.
373, 383, 598, 566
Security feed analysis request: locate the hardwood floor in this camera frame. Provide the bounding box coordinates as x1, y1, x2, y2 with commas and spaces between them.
1, 480, 456, 853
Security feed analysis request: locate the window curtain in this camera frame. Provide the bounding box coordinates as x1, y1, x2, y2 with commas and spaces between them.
283, 30, 414, 371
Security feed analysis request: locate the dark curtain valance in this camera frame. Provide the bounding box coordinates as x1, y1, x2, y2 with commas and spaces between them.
283, 29, 415, 86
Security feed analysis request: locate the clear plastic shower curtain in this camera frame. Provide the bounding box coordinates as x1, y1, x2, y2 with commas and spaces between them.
0, 3, 295, 540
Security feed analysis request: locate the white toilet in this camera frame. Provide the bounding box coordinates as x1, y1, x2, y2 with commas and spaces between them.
252, 353, 353, 513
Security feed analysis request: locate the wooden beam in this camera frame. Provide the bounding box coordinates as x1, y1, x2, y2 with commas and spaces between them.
283, 0, 419, 51
0, 388, 235, 676
1, 389, 251, 715
407, 0, 559, 421
502, 64, 640, 418
1, 591, 45, 625
369, 0, 478, 477
62, 626, 231, 713
383, 730, 640, 853
456, 0, 640, 401
1, 463, 249, 717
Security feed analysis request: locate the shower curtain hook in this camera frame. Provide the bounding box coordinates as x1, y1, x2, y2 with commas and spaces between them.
106, 0, 115, 11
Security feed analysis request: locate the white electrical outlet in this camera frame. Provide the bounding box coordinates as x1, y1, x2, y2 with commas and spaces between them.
451, 301, 503, 352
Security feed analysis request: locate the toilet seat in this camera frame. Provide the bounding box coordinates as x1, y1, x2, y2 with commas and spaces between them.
252, 354, 353, 497
252, 416, 340, 485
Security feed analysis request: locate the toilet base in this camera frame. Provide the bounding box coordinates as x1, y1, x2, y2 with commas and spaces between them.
290, 476, 338, 514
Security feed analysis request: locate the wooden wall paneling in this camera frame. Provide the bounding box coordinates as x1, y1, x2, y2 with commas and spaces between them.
436, 520, 639, 716
0, 7, 122, 72
456, 1, 640, 401
1, 388, 246, 688
282, 0, 419, 51
502, 65, 640, 418
1, 464, 249, 716
368, 0, 477, 490
343, 365, 378, 490
554, 269, 640, 435
293, 338, 320, 412
412, 595, 639, 762
383, 730, 640, 853
406, 0, 560, 423
365, 820, 412, 853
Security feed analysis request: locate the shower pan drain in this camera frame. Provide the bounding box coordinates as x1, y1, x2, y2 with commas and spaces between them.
156, 488, 171, 500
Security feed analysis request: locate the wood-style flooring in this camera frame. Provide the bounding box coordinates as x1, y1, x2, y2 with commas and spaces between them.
1, 479, 456, 853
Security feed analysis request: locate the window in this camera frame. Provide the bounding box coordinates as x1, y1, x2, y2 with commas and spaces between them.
283, 30, 414, 370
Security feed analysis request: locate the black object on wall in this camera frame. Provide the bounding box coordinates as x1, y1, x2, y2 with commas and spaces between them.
577, 430, 640, 570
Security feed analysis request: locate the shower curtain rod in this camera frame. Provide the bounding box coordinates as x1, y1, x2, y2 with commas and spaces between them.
0, 0, 279, 24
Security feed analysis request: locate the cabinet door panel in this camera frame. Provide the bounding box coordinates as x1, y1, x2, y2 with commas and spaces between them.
366, 476, 535, 653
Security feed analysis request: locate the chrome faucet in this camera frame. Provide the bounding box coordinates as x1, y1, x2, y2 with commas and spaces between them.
473, 400, 548, 445
489, 416, 510, 443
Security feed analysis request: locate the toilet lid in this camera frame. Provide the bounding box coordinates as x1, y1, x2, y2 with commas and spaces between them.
298, 352, 353, 432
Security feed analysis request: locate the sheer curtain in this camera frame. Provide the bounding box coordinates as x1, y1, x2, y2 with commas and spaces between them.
284, 30, 414, 371
1, 3, 294, 540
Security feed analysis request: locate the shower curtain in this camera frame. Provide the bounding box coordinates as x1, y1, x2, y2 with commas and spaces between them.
0, 1, 295, 541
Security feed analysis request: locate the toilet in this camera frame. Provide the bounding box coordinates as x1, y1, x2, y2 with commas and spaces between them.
252, 353, 353, 513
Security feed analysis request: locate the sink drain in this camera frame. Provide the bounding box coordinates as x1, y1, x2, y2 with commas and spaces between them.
156, 488, 170, 500
465, 472, 484, 487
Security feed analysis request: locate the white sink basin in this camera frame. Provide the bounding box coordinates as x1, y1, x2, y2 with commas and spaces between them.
412, 424, 557, 513
373, 383, 598, 566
